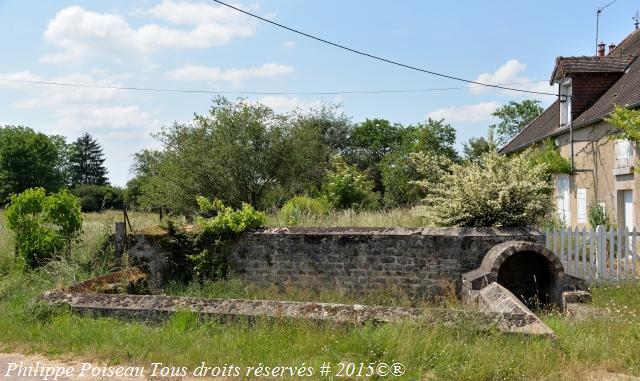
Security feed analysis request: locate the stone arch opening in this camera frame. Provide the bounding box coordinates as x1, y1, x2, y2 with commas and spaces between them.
461, 241, 566, 307
496, 251, 556, 307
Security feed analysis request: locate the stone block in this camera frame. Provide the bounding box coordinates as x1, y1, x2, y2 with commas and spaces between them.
562, 290, 592, 311
478, 282, 555, 338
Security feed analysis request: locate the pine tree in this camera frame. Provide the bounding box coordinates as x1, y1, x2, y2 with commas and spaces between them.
68, 133, 108, 186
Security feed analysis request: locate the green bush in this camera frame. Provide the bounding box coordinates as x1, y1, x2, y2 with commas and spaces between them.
5, 188, 83, 268
278, 196, 330, 226
189, 197, 266, 279
525, 139, 571, 175
419, 152, 552, 227
71, 184, 124, 212
587, 202, 610, 228
323, 155, 379, 210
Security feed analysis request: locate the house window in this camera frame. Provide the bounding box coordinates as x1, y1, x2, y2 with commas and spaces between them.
559, 79, 572, 126
614, 139, 634, 168
577, 189, 586, 224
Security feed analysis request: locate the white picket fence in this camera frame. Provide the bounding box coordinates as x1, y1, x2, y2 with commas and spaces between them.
545, 226, 640, 282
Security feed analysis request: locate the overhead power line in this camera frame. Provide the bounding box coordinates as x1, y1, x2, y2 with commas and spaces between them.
211, 0, 557, 97
0, 77, 549, 96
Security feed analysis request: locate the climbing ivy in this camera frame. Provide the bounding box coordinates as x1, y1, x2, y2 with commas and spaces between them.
188, 197, 266, 280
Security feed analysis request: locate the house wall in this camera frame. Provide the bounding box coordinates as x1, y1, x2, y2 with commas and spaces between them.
554, 120, 638, 228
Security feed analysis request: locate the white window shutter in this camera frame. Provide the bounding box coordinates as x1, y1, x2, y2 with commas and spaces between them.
577, 189, 586, 223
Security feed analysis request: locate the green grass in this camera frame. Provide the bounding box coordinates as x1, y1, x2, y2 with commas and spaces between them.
163, 278, 457, 308
267, 207, 430, 228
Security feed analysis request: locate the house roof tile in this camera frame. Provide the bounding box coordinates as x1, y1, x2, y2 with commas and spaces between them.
550, 55, 633, 83
501, 29, 640, 153
499, 100, 561, 154
573, 57, 640, 127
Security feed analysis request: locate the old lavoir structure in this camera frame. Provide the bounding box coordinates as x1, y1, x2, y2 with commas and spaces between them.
501, 28, 640, 230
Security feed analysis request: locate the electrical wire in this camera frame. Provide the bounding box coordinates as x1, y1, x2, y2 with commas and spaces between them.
0, 77, 550, 96
211, 0, 558, 97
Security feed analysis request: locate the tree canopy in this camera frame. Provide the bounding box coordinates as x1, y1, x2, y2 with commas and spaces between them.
490, 100, 543, 146
68, 132, 109, 186
0, 126, 64, 202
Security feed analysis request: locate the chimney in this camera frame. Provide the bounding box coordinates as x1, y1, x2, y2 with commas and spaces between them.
608, 43, 617, 54
598, 42, 606, 57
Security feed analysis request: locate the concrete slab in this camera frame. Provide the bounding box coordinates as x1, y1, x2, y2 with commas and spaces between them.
478, 282, 555, 338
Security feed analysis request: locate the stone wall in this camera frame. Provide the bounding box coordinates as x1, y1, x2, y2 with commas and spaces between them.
127, 227, 544, 298
226, 227, 544, 298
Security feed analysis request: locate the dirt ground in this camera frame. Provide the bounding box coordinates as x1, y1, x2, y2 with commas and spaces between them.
0, 352, 229, 381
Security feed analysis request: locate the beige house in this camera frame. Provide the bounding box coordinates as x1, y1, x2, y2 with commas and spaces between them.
501, 29, 640, 229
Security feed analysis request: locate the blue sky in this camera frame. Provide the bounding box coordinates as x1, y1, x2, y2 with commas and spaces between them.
1, 0, 638, 186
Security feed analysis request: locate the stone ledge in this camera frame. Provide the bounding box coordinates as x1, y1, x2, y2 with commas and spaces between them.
40, 291, 555, 337
252, 227, 544, 237
41, 291, 423, 324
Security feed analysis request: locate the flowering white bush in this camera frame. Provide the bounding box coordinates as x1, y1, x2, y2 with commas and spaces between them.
418, 151, 552, 227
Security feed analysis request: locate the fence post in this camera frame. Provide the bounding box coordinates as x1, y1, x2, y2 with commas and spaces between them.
633, 228, 638, 280
589, 227, 595, 281
560, 228, 566, 269
567, 227, 573, 273
608, 226, 615, 280
596, 225, 604, 279
581, 227, 587, 278
115, 222, 125, 266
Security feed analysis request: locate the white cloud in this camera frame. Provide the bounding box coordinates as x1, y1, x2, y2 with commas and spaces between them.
255, 96, 340, 113
282, 40, 295, 48
5, 72, 121, 109
0, 71, 125, 110
149, 0, 258, 25
41, 1, 257, 63
166, 63, 294, 83
257, 96, 306, 111
0, 70, 160, 136
473, 59, 526, 91
427, 101, 501, 123
55, 106, 155, 131
470, 59, 556, 98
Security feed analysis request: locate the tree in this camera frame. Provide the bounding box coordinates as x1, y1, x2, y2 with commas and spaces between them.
414, 118, 459, 161
377, 119, 459, 207
70, 184, 125, 212
274, 105, 351, 202
606, 105, 640, 142
151, 97, 292, 214
68, 132, 108, 186
463, 130, 497, 163
126, 149, 172, 217
418, 151, 552, 227
0, 126, 64, 202
490, 100, 543, 146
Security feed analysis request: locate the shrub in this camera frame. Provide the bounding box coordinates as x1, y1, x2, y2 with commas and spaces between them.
419, 152, 552, 227
71, 184, 125, 212
5, 188, 83, 268
323, 155, 379, 210
587, 202, 609, 228
524, 139, 571, 175
189, 197, 266, 279
278, 196, 330, 226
